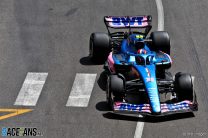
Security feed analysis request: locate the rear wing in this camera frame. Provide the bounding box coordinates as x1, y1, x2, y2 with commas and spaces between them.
104, 15, 152, 28
104, 15, 152, 37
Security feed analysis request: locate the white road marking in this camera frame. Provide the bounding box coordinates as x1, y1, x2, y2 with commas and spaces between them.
134, 120, 144, 138
155, 0, 164, 31
14, 72, 48, 106
66, 73, 97, 107
134, 0, 165, 137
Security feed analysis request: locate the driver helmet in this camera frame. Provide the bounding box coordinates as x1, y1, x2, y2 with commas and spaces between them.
129, 34, 145, 49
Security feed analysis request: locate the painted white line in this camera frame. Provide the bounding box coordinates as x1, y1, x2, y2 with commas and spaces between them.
14, 72, 48, 106
134, 121, 144, 138
66, 73, 97, 107
155, 0, 164, 31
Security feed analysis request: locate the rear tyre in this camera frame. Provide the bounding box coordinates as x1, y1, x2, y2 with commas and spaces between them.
174, 72, 194, 101
151, 31, 170, 55
89, 33, 110, 63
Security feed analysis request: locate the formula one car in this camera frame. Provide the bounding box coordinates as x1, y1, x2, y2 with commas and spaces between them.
89, 15, 198, 116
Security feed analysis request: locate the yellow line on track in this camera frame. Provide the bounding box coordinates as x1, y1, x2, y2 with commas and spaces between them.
0, 109, 33, 121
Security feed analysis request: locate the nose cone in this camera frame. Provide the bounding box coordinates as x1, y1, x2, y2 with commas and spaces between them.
140, 65, 161, 114
134, 64, 161, 114
148, 87, 161, 113
151, 103, 161, 113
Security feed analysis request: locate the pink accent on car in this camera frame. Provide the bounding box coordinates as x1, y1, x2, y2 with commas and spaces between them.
165, 53, 173, 63
160, 51, 173, 64
143, 16, 148, 21
108, 52, 115, 73
104, 16, 150, 28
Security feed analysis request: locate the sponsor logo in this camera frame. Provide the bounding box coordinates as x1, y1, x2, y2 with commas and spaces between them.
116, 103, 151, 113
1, 127, 43, 137
112, 17, 144, 26
119, 104, 140, 111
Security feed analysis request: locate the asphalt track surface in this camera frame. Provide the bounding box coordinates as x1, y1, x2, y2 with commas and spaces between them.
0, 0, 208, 138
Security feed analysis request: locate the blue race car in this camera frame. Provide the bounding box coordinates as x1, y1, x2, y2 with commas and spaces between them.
89, 15, 198, 116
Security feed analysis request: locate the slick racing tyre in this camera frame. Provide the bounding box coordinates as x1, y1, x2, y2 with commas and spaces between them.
106, 76, 112, 109
106, 75, 124, 108
175, 72, 195, 101
110, 75, 124, 98
151, 31, 170, 55
89, 33, 110, 63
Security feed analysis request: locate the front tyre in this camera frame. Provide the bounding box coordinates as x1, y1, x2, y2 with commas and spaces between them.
106, 75, 125, 109
174, 72, 195, 101
106, 76, 112, 109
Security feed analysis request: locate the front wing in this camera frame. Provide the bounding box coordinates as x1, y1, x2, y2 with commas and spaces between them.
113, 100, 198, 116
